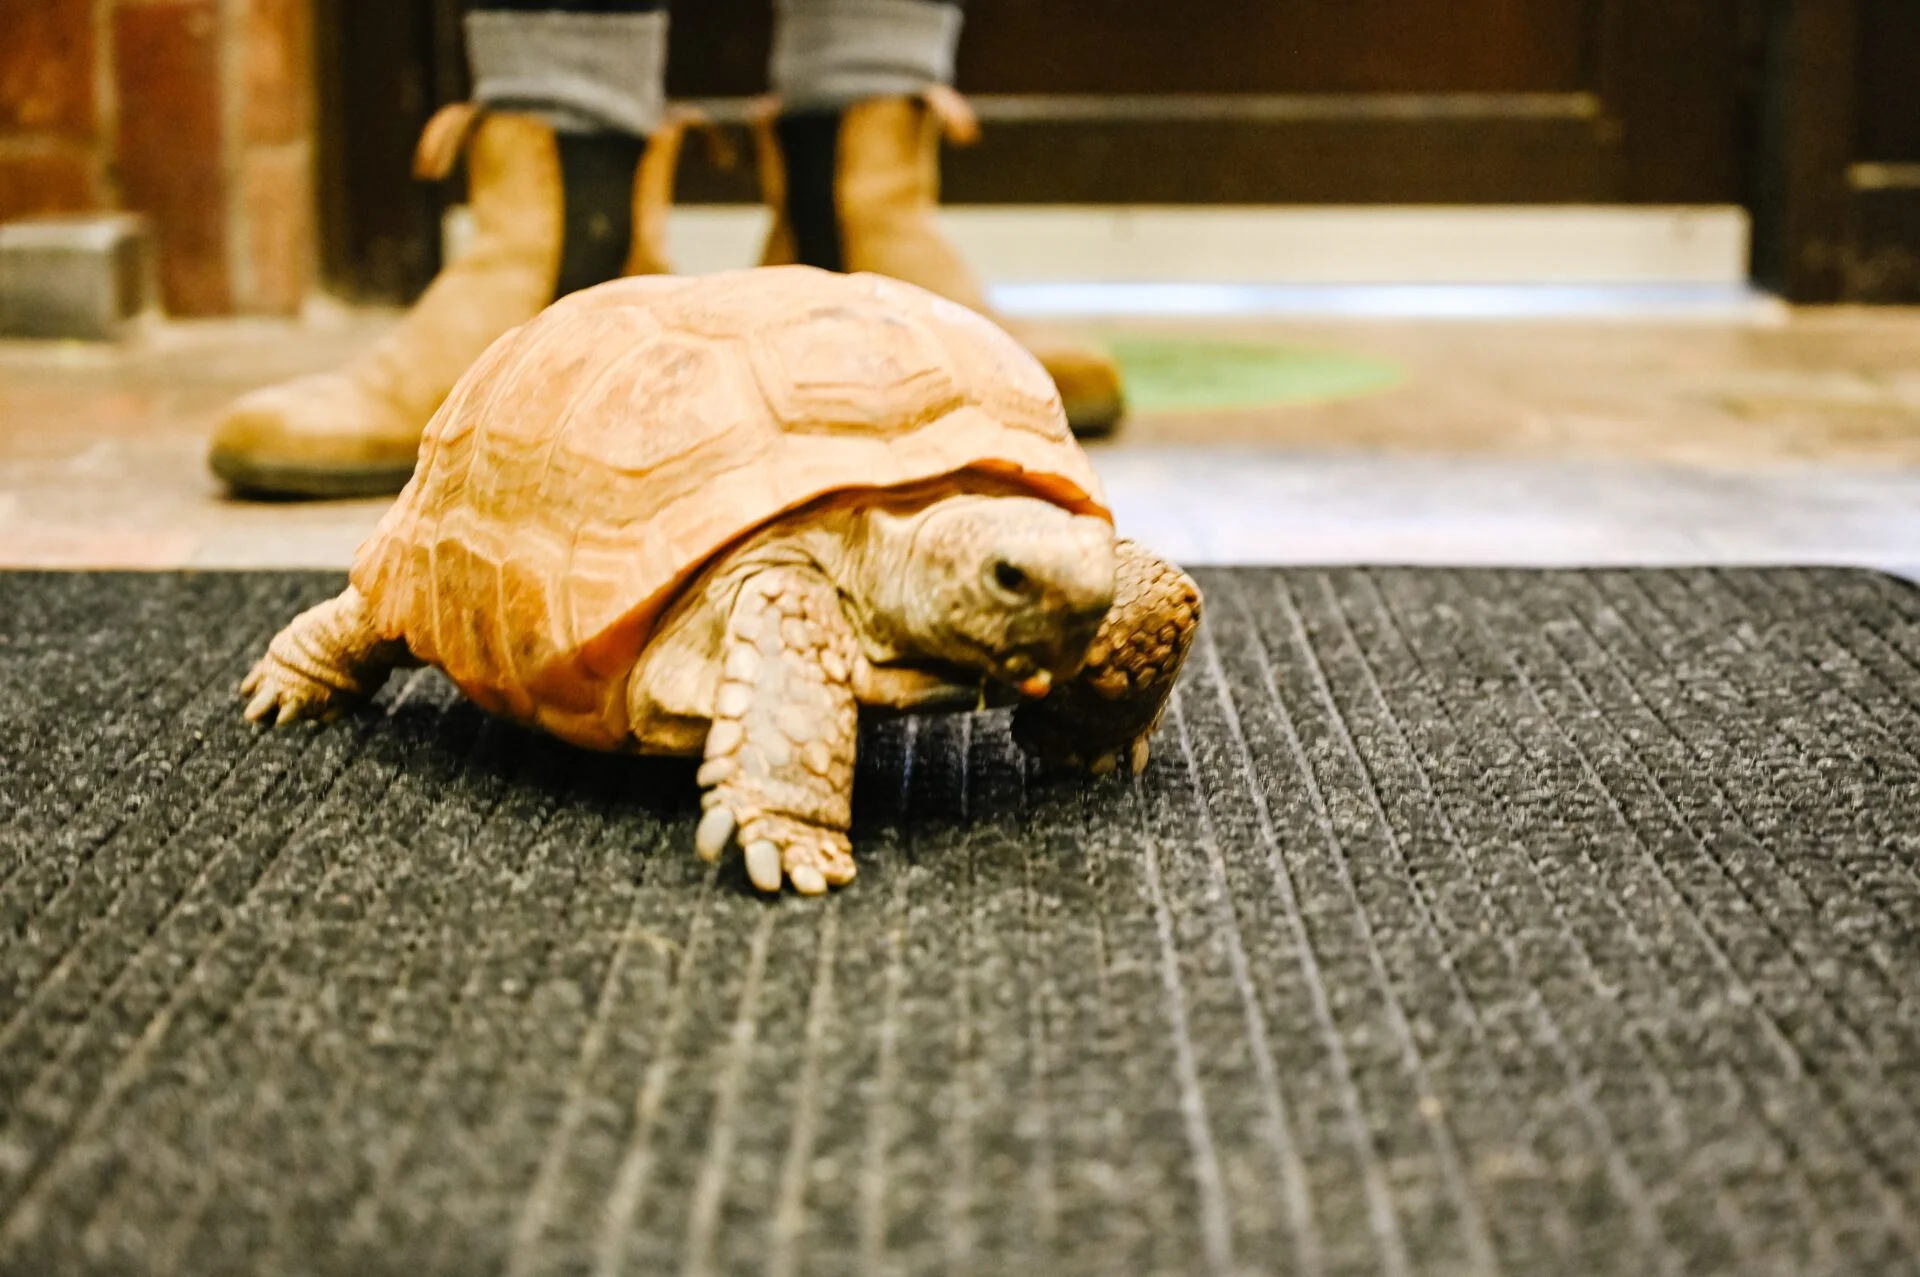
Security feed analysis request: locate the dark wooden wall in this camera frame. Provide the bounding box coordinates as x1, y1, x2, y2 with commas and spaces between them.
315, 0, 1920, 304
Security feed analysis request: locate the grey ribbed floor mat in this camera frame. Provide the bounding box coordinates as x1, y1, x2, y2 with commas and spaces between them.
2, 567, 1918, 1277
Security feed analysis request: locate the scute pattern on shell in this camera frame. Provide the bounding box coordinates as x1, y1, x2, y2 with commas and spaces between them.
350, 266, 1110, 750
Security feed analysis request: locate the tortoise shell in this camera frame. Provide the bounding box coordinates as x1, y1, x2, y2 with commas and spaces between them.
350, 265, 1112, 750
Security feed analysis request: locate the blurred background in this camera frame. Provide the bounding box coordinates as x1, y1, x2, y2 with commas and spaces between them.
2, 0, 1917, 571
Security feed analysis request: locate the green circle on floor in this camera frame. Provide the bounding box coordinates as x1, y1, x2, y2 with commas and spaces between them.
1108, 337, 1404, 414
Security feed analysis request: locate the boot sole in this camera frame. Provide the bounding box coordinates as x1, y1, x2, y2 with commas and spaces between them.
209, 448, 417, 501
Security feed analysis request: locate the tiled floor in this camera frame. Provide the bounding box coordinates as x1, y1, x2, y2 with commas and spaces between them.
2, 301, 1918, 575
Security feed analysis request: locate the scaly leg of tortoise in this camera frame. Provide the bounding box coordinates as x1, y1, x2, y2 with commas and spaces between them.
241, 585, 414, 725
693, 567, 860, 896
1012, 540, 1202, 776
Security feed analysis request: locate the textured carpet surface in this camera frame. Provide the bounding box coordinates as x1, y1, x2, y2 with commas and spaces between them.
2, 568, 1919, 1277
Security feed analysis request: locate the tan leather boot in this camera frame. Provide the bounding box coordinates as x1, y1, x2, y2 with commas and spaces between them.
210, 106, 688, 498
754, 93, 1125, 437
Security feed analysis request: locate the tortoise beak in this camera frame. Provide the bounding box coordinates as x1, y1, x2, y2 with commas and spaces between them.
1017, 670, 1053, 699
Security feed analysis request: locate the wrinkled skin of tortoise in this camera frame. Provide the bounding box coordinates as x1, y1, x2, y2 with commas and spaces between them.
238, 267, 1203, 896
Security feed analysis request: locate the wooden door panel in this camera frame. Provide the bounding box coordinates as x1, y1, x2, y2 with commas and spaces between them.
319, 0, 1756, 299
665, 0, 1595, 96
665, 0, 1742, 206
953, 0, 1594, 95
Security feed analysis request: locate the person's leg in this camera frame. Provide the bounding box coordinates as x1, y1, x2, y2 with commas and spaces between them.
466, 0, 668, 138
756, 0, 1126, 437
208, 1, 676, 499
769, 0, 964, 118
463, 0, 679, 283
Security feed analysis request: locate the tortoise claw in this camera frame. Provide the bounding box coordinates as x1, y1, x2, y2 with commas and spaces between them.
238, 652, 347, 727
695, 806, 736, 863
243, 686, 277, 723
697, 803, 857, 897
744, 839, 783, 893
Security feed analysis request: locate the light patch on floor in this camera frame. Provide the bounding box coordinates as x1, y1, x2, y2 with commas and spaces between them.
1092, 449, 1920, 580
1111, 337, 1405, 413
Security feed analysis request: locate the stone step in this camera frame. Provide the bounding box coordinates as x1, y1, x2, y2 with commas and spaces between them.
0, 213, 156, 341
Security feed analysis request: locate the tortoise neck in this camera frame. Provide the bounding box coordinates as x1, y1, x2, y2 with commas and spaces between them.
832, 492, 979, 666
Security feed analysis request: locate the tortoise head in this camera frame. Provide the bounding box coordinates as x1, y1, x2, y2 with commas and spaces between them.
879, 494, 1116, 693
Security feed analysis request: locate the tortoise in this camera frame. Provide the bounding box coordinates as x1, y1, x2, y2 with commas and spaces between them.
241, 265, 1202, 895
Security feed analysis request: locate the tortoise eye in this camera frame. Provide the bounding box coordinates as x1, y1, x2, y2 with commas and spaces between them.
993, 561, 1030, 594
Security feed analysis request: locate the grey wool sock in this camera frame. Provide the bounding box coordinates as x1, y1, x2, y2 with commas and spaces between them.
465, 9, 669, 136
770, 0, 964, 112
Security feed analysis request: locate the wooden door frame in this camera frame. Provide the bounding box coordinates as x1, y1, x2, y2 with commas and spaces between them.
311, 0, 468, 303
1750, 0, 1920, 302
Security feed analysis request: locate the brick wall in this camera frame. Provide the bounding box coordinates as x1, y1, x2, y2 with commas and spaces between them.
0, 0, 315, 317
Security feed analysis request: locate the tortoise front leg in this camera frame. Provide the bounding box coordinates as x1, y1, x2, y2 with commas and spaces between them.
241, 585, 414, 725
694, 567, 860, 896
1012, 540, 1202, 776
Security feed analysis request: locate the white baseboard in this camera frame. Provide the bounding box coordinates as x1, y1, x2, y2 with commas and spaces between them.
444, 203, 1759, 316
658, 204, 1749, 284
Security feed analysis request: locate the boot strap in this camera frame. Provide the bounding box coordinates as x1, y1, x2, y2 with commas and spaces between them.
625, 105, 729, 277
920, 85, 979, 146
657, 104, 739, 172
750, 87, 981, 150
417, 102, 726, 194
414, 102, 486, 181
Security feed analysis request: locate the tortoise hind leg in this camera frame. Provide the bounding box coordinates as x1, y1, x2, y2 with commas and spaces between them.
242, 585, 414, 725
1012, 540, 1202, 775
